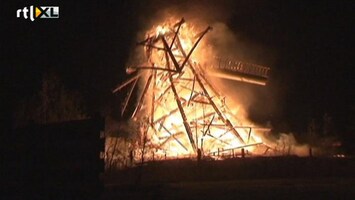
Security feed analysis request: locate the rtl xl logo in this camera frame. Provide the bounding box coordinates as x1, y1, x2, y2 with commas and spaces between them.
17, 6, 59, 21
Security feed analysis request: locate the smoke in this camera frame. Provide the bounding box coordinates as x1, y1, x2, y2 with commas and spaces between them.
135, 0, 235, 28
200, 22, 280, 124
260, 132, 310, 157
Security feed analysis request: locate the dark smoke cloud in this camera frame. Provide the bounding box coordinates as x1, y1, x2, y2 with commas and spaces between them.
136, 0, 236, 27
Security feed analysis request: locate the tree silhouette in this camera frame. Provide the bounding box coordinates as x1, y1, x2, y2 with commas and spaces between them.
14, 72, 87, 127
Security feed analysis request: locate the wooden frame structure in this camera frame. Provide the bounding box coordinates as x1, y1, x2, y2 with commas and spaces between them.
113, 18, 271, 157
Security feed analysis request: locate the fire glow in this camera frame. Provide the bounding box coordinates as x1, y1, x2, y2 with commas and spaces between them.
114, 18, 274, 160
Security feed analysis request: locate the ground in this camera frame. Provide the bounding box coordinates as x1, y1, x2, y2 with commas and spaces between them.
101, 157, 355, 200
102, 178, 355, 200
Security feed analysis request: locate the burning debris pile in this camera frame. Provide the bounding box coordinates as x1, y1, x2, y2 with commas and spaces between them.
112, 18, 303, 162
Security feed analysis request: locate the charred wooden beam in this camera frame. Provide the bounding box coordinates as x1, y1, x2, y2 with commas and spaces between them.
187, 76, 196, 106
169, 18, 185, 49
179, 26, 212, 72
121, 77, 138, 116
161, 36, 181, 71
206, 133, 231, 145
203, 115, 215, 136
128, 66, 177, 73
160, 125, 188, 151
150, 70, 156, 123
112, 72, 142, 93
131, 74, 153, 118
168, 69, 197, 152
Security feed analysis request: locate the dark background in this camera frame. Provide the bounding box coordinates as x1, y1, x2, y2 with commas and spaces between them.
2, 1, 354, 145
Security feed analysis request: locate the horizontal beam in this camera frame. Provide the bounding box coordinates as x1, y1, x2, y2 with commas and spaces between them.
208, 70, 267, 86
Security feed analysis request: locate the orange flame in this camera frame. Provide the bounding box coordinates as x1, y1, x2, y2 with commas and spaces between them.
131, 17, 272, 160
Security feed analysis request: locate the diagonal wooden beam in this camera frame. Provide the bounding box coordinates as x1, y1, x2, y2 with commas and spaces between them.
161, 36, 181, 71
170, 18, 185, 49
131, 74, 153, 118
167, 69, 197, 152
121, 77, 138, 116
112, 72, 142, 93
160, 124, 188, 152
179, 26, 212, 72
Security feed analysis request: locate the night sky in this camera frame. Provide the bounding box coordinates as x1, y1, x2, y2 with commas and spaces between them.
3, 1, 354, 139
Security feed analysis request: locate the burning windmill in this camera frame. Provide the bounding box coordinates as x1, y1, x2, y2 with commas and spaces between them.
113, 18, 271, 160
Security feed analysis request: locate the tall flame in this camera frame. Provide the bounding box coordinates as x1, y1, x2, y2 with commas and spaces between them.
121, 17, 272, 160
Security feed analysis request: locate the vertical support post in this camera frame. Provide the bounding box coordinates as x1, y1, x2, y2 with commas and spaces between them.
197, 148, 201, 162
247, 127, 252, 144
150, 70, 156, 123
